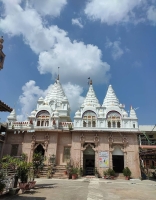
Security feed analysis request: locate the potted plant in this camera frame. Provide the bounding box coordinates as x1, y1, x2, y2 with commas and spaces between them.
123, 167, 131, 180
107, 168, 115, 179
103, 170, 108, 179
28, 168, 36, 189
71, 167, 78, 179
17, 161, 32, 191
32, 152, 45, 178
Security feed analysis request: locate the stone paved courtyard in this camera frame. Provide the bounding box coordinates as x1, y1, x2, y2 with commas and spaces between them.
1, 178, 156, 200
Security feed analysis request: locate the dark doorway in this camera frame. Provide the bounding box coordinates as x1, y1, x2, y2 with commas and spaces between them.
34, 144, 45, 156
83, 155, 95, 175
83, 146, 95, 175
113, 155, 124, 173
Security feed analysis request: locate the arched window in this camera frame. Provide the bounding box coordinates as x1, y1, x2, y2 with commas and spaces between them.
45, 121, 49, 126
41, 121, 44, 126
117, 121, 120, 128
37, 121, 40, 126
83, 111, 96, 128
107, 111, 121, 128
108, 121, 111, 127
36, 110, 50, 127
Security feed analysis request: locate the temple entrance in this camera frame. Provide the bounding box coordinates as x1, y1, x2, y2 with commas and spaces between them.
112, 155, 124, 172
83, 146, 95, 175
112, 146, 124, 173
34, 144, 45, 156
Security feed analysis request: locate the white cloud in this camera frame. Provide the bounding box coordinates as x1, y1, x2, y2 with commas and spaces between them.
63, 82, 84, 113
106, 38, 124, 60
84, 0, 145, 25
17, 80, 46, 121
27, 0, 67, 17
0, 0, 110, 85
17, 80, 85, 120
72, 18, 83, 28
147, 6, 156, 25
0, 1, 67, 54
38, 40, 110, 86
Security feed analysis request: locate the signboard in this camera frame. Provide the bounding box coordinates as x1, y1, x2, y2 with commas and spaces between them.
99, 151, 109, 168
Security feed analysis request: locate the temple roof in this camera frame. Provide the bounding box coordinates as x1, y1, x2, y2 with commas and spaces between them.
102, 85, 119, 107
44, 79, 68, 103
0, 100, 12, 112
81, 83, 100, 108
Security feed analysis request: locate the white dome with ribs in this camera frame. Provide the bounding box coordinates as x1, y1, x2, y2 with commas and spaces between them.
81, 84, 100, 108
44, 79, 68, 103
103, 85, 119, 107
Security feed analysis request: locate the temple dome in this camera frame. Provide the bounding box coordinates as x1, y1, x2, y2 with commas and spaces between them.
31, 110, 36, 116
81, 83, 100, 108
44, 79, 69, 104
122, 110, 128, 117
102, 85, 119, 107
7, 109, 17, 121
75, 110, 81, 117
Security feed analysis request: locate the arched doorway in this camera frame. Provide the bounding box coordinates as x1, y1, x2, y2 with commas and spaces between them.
112, 146, 124, 173
83, 145, 95, 175
34, 144, 45, 156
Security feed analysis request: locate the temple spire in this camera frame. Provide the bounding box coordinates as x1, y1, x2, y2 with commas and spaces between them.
102, 85, 119, 107
57, 67, 60, 80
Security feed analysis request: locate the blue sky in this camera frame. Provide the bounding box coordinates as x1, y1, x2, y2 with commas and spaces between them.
0, 0, 156, 125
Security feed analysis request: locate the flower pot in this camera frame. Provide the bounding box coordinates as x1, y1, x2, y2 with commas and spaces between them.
125, 176, 130, 180
64, 171, 67, 175
72, 174, 77, 179
29, 181, 36, 189
19, 182, 28, 189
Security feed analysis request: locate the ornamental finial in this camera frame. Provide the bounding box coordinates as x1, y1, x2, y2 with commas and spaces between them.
57, 67, 60, 80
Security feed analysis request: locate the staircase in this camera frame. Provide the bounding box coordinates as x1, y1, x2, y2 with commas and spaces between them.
52, 165, 68, 179
39, 166, 48, 178
39, 165, 68, 179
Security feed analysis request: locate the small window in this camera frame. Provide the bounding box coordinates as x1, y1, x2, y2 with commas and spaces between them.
133, 124, 135, 128
37, 121, 40, 126
83, 121, 87, 127
112, 121, 116, 128
92, 121, 96, 127
88, 121, 91, 127
117, 122, 120, 128
11, 144, 19, 156
41, 121, 44, 126
108, 121, 111, 127
45, 121, 49, 126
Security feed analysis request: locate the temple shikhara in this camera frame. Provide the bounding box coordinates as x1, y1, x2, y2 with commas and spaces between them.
3, 76, 141, 178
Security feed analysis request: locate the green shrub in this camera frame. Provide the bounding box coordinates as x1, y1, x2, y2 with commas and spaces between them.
123, 167, 131, 177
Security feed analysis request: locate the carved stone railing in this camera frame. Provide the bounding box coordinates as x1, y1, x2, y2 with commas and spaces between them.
59, 122, 74, 130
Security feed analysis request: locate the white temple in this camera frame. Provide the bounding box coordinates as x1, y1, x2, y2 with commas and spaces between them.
7, 78, 138, 132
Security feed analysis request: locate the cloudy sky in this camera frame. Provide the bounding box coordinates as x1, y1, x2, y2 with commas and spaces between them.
0, 0, 156, 125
